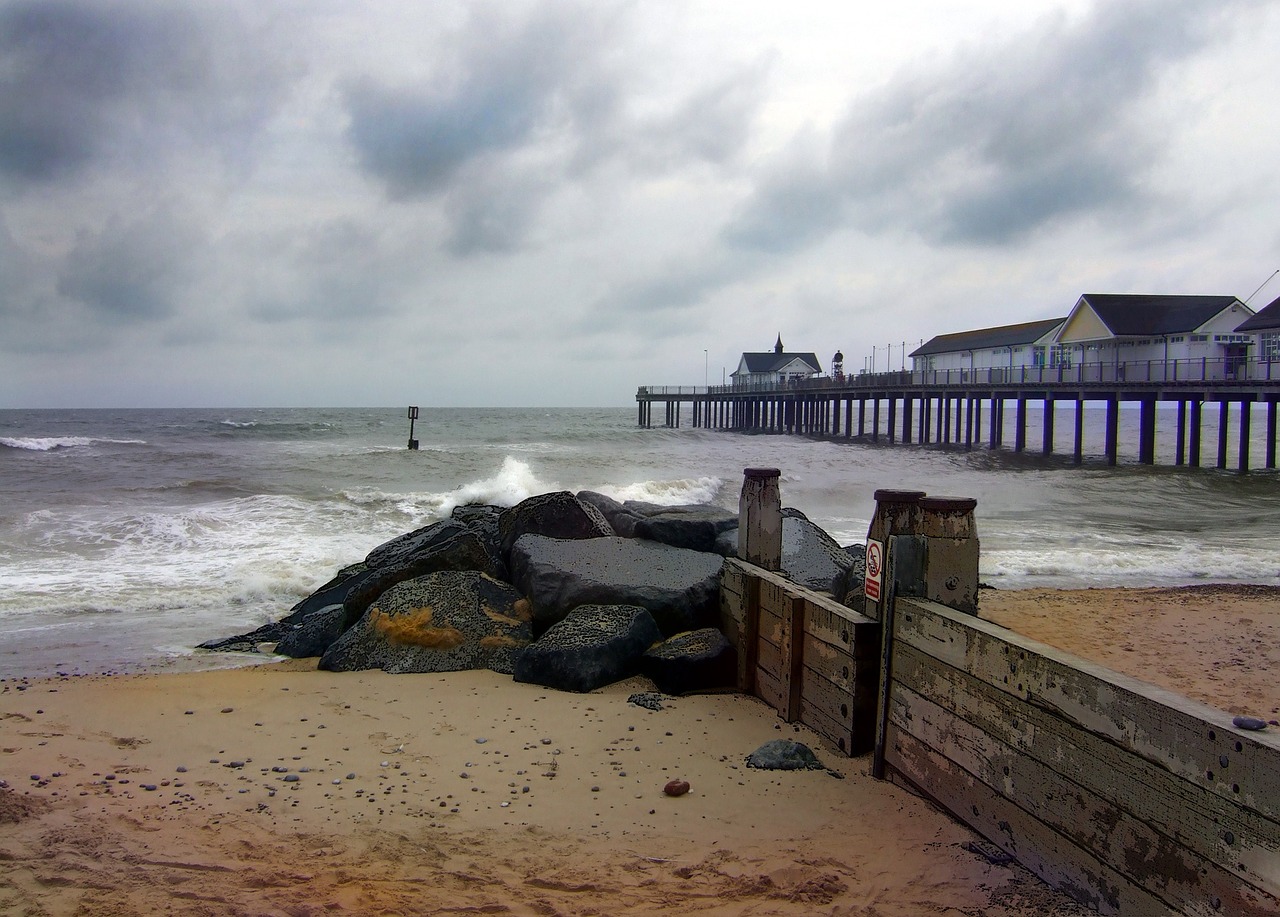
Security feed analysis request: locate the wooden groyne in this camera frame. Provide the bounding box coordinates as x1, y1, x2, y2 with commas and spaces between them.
724, 474, 1280, 914
641, 362, 1280, 470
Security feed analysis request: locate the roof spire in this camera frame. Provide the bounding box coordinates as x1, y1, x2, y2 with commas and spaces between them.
774, 334, 783, 354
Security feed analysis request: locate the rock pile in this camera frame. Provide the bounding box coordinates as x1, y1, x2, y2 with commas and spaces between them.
201, 489, 865, 695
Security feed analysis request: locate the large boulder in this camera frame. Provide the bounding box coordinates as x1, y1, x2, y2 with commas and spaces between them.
498, 492, 613, 560
641, 628, 736, 695
274, 604, 347, 658
781, 510, 857, 600
508, 534, 724, 636
633, 507, 738, 553
320, 571, 531, 674
364, 519, 470, 569
513, 604, 661, 693
576, 491, 644, 538
341, 528, 501, 625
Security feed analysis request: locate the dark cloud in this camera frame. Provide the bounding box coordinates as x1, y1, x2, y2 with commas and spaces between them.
344, 4, 623, 199
0, 0, 294, 186
344, 3, 765, 254
725, 0, 1259, 252
56, 206, 202, 322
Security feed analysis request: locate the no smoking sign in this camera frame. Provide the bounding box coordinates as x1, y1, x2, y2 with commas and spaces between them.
864, 539, 884, 601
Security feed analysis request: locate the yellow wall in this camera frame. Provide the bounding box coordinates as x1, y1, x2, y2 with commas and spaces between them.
1057, 301, 1110, 344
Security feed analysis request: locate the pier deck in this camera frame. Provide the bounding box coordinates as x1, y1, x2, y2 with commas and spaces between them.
637, 361, 1280, 470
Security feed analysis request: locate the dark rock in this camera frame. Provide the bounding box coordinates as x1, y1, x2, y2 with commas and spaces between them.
280, 562, 374, 624
512, 604, 661, 693
509, 534, 724, 636
498, 492, 614, 560
341, 529, 502, 625
746, 739, 826, 771
634, 507, 738, 553
663, 779, 690, 797
641, 628, 736, 695
197, 621, 287, 653
274, 604, 347, 659
319, 571, 531, 675
628, 692, 666, 711
364, 519, 470, 570
1233, 715, 1268, 731
781, 514, 856, 599
576, 491, 644, 538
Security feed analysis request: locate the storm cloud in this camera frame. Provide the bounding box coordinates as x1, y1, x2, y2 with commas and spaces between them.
726, 0, 1259, 251
0, 0, 1276, 408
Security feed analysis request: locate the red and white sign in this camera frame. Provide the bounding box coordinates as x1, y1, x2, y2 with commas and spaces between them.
865, 539, 884, 601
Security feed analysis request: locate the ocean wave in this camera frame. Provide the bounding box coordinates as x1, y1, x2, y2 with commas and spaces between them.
0, 436, 147, 451
340, 456, 552, 522
602, 476, 725, 507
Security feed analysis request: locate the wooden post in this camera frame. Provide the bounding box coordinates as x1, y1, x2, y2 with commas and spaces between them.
1042, 397, 1055, 455
738, 468, 782, 571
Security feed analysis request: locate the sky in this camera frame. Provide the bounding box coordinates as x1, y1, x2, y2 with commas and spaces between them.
2, 0, 1279, 408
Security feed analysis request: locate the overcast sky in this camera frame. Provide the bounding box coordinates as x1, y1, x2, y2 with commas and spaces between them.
2, 0, 1278, 408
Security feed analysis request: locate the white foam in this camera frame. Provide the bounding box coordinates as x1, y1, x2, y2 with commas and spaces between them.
0, 436, 146, 451
602, 476, 725, 507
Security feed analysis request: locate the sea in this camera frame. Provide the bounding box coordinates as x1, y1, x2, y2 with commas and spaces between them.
2, 405, 1279, 679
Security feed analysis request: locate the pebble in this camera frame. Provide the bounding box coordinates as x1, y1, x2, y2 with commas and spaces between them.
663, 779, 691, 797
220, 707, 234, 714
1233, 715, 1267, 731
283, 774, 300, 783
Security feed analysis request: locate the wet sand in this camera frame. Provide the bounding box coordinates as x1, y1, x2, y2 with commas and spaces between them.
7, 583, 1277, 915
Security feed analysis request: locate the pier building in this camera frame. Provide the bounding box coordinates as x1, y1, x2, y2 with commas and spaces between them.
637, 293, 1280, 471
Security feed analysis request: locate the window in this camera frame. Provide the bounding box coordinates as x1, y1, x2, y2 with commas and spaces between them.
1191, 334, 1209, 343
1262, 332, 1280, 361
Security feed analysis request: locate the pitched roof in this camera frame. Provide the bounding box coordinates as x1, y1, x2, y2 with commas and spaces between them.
737, 352, 822, 374
1235, 293, 1280, 332
910, 318, 1065, 358
1078, 294, 1243, 335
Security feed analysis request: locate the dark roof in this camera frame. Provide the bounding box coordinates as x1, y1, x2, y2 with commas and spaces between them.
1078, 294, 1243, 336
910, 318, 1064, 358
1235, 293, 1280, 332
737, 352, 822, 374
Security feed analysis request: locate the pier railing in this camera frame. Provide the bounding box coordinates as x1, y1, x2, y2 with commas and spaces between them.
641, 356, 1280, 396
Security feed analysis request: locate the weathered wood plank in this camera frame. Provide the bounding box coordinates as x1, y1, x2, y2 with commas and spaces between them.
802, 598, 880, 661
887, 725, 1170, 916
893, 643, 1280, 897
797, 694, 856, 756
756, 631, 782, 686
894, 597, 1280, 825
890, 678, 1279, 915
756, 665, 785, 717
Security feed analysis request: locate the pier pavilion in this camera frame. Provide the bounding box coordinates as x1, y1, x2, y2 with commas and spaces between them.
636, 358, 1280, 471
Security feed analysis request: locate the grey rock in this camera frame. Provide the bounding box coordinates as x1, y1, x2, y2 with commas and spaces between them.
576, 491, 643, 538
628, 692, 666, 711
274, 604, 347, 659
781, 514, 856, 599
342, 529, 502, 625
498, 492, 614, 560
634, 507, 738, 553
508, 534, 724, 636
365, 519, 469, 570
745, 739, 826, 771
641, 628, 736, 695
513, 604, 661, 693
320, 571, 531, 674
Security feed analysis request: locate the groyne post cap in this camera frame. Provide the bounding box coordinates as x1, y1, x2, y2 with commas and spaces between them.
918, 496, 977, 513
872, 489, 926, 503
743, 468, 781, 480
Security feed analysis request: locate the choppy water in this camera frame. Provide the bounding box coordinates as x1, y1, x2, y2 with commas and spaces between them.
2, 405, 1278, 678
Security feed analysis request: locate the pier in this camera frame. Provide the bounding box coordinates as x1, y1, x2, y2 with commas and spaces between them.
637, 358, 1280, 470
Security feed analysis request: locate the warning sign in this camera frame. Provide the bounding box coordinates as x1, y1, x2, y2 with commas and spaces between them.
864, 539, 884, 601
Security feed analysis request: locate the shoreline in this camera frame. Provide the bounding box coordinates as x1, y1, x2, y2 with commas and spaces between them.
4, 582, 1276, 914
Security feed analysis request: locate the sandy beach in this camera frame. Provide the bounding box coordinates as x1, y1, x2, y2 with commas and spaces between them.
3, 584, 1277, 915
